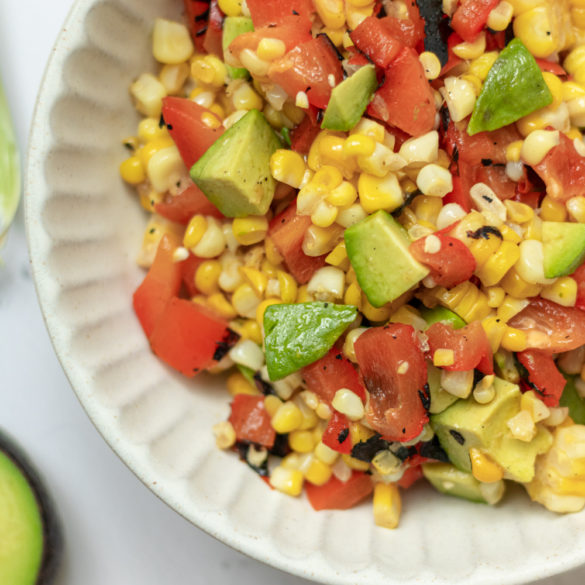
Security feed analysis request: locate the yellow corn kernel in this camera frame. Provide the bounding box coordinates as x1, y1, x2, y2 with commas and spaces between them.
513, 6, 560, 59
361, 296, 393, 323
468, 234, 503, 269
460, 73, 483, 96
282, 102, 305, 126
504, 199, 534, 223
256, 298, 283, 325
565, 45, 585, 84
232, 282, 262, 319
270, 149, 306, 189
505, 140, 524, 163
344, 134, 377, 158
277, 270, 298, 303
566, 196, 585, 223
326, 182, 358, 208
195, 260, 222, 295
201, 111, 222, 129
159, 62, 191, 94
191, 54, 227, 88
137, 117, 168, 142
349, 422, 376, 446
434, 348, 455, 367
563, 81, 585, 101
496, 296, 529, 322
419, 51, 442, 80
541, 194, 568, 222
304, 458, 333, 486
296, 284, 312, 303
272, 402, 303, 433
264, 395, 283, 417
270, 466, 304, 496
261, 259, 279, 278
501, 326, 528, 352
358, 172, 403, 214
521, 390, 550, 423
232, 81, 264, 111
541, 277, 578, 307
207, 292, 238, 319
486, 286, 506, 308
138, 188, 163, 213
325, 241, 350, 271
183, 215, 208, 249
213, 420, 237, 449
265, 236, 284, 265
487, 1, 514, 31
241, 319, 263, 345
119, 156, 146, 184
542, 71, 564, 109
227, 371, 260, 396
289, 430, 317, 453
256, 37, 286, 61
139, 136, 175, 167
130, 73, 167, 117
218, 0, 242, 15
500, 268, 543, 299
240, 266, 268, 297
302, 224, 343, 257
373, 483, 401, 529
482, 315, 507, 353
453, 32, 486, 60
232, 216, 268, 246
314, 0, 345, 28
469, 448, 504, 483
209, 102, 225, 119
342, 454, 371, 471
344, 281, 363, 309
476, 241, 520, 287
152, 18, 194, 65
311, 201, 338, 228
499, 224, 522, 244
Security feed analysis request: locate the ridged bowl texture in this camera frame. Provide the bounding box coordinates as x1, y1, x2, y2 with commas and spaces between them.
25, 1, 585, 583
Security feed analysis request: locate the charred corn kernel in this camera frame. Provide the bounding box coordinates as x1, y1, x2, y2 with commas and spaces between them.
256, 298, 283, 325
501, 267, 543, 298
213, 421, 237, 449
541, 195, 568, 222
344, 134, 376, 158
183, 215, 208, 249
332, 389, 365, 421
521, 130, 560, 166
486, 286, 506, 308
476, 241, 520, 287
419, 51, 442, 80
304, 458, 333, 486
227, 371, 260, 396
264, 236, 283, 266
521, 390, 551, 423
342, 454, 370, 471
416, 164, 453, 197
496, 296, 529, 322
361, 296, 393, 322
501, 326, 528, 352
453, 32, 486, 60
358, 172, 403, 214
566, 196, 585, 223
270, 149, 306, 188
514, 6, 560, 58
314, 0, 345, 28
138, 117, 167, 142
232, 216, 268, 246
541, 277, 578, 307
272, 402, 303, 433
482, 315, 507, 353
232, 282, 262, 319
289, 430, 317, 453
344, 281, 363, 309
159, 62, 190, 94
232, 82, 264, 111
218, 0, 242, 15
191, 55, 228, 87
277, 270, 297, 303
152, 19, 194, 64
373, 483, 401, 530
139, 136, 175, 168
325, 241, 350, 271
264, 395, 283, 417
507, 410, 536, 442
433, 349, 455, 367
120, 156, 145, 184
195, 260, 222, 295
468, 51, 500, 81
505, 140, 524, 163
440, 76, 476, 123
487, 1, 514, 30
504, 199, 534, 223
208, 292, 238, 319
469, 448, 504, 483
240, 267, 268, 297
270, 466, 304, 496
256, 37, 286, 61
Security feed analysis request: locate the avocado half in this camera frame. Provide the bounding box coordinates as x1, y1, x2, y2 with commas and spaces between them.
0, 432, 62, 585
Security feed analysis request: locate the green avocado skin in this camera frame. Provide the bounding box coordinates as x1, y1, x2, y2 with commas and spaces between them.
190, 109, 281, 218
422, 462, 490, 503
222, 16, 254, 79
467, 38, 552, 136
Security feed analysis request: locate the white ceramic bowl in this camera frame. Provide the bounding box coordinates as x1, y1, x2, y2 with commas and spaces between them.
25, 1, 585, 583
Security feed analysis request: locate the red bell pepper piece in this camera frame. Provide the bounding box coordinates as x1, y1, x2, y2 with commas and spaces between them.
451, 0, 500, 44
228, 395, 276, 448
517, 349, 567, 408
322, 411, 352, 454
306, 471, 373, 511
133, 234, 183, 338
155, 181, 223, 224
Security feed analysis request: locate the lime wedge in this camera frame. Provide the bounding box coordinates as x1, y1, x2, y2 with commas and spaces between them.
0, 75, 21, 240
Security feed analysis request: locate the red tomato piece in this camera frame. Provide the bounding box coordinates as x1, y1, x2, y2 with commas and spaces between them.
533, 133, 585, 202
322, 411, 352, 454
155, 181, 223, 224
350, 17, 404, 69
572, 263, 585, 311
517, 350, 567, 408
368, 47, 436, 137
149, 297, 231, 376
397, 464, 424, 489
409, 232, 476, 288
508, 297, 585, 353
302, 349, 367, 405
442, 174, 472, 212
355, 324, 429, 442
161, 97, 224, 169
290, 115, 321, 155
202, 0, 224, 57
440, 33, 464, 77
535, 58, 567, 77
133, 234, 183, 338
305, 471, 373, 511
268, 36, 344, 109
426, 321, 493, 375
180, 253, 205, 297
268, 201, 327, 284
183, 0, 212, 52
246, 0, 313, 28
451, 0, 499, 43
228, 395, 276, 448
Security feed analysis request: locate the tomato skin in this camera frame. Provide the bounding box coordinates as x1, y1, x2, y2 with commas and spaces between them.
451, 0, 499, 43
161, 97, 223, 169
155, 182, 223, 224
267, 201, 327, 284
350, 17, 404, 69
397, 464, 424, 489
228, 395, 276, 448
149, 297, 231, 376
533, 133, 585, 202
268, 36, 344, 109
572, 263, 585, 311
509, 297, 585, 353
322, 412, 352, 454
517, 350, 566, 408
180, 253, 205, 297
305, 471, 373, 511
368, 48, 436, 137
426, 321, 494, 375
133, 234, 183, 338
302, 349, 367, 405
290, 115, 321, 155
410, 233, 476, 288
245, 0, 313, 28
183, 0, 212, 52
355, 324, 429, 442
202, 0, 224, 57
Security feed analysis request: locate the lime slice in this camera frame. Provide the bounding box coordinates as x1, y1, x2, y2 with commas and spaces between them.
0, 75, 21, 240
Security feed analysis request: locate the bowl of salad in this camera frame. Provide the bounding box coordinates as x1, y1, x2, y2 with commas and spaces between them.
26, 0, 585, 583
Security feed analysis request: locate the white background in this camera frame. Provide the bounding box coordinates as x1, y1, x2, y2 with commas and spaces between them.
0, 1, 584, 584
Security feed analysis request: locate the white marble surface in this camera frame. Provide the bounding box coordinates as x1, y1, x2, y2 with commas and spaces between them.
0, 1, 584, 584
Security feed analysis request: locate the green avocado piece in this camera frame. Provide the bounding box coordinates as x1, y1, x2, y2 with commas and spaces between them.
559, 374, 585, 425
222, 16, 254, 79
263, 302, 357, 380
431, 377, 552, 482
542, 221, 585, 278
467, 38, 552, 136
190, 109, 281, 217
321, 64, 378, 131
427, 363, 459, 414
344, 210, 429, 308
421, 306, 466, 330
422, 462, 493, 504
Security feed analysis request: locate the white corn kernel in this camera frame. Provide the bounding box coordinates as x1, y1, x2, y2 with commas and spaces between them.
147, 145, 185, 193
440, 76, 476, 123
343, 327, 368, 362
269, 466, 304, 496
239, 49, 270, 76
295, 91, 309, 109
515, 239, 554, 285
521, 130, 560, 166
228, 339, 265, 370
479, 480, 506, 505
192, 217, 226, 258
544, 407, 570, 427
307, 266, 345, 301
332, 388, 365, 421
416, 164, 454, 197
424, 234, 441, 254
469, 182, 507, 227
152, 18, 194, 64
336, 203, 368, 228
436, 202, 466, 230
130, 73, 167, 117
507, 410, 536, 442
398, 131, 439, 164
212, 421, 236, 449
440, 369, 474, 399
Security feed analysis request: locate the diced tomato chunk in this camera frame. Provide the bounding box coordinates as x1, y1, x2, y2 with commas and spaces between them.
245, 0, 313, 28
228, 394, 276, 448
517, 349, 567, 408
180, 253, 205, 297
302, 349, 366, 405
133, 234, 183, 338
350, 17, 404, 69
322, 411, 352, 454
397, 464, 424, 489
451, 0, 499, 43
368, 47, 436, 137
155, 181, 223, 224
202, 0, 224, 57
306, 471, 373, 511
149, 297, 231, 376
161, 97, 224, 169
290, 115, 321, 155
183, 0, 212, 52
268, 201, 327, 284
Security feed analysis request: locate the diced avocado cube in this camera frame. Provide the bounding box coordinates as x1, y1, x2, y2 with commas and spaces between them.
222, 16, 254, 79
427, 363, 459, 414
542, 220, 585, 278
190, 109, 281, 217
420, 306, 466, 330
344, 210, 429, 308
321, 64, 378, 132
422, 462, 494, 504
